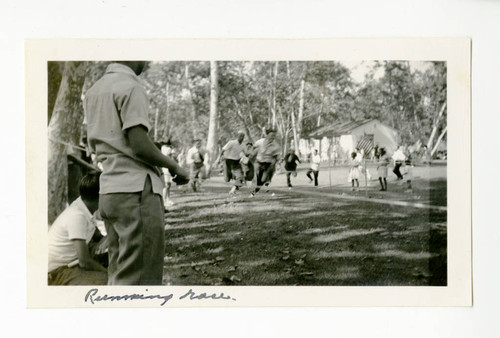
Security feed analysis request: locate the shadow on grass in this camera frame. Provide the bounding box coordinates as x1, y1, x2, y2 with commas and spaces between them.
427, 178, 447, 206
163, 183, 447, 286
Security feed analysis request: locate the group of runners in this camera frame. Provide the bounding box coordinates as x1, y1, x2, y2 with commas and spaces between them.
350, 145, 413, 193
157, 126, 416, 210
158, 126, 284, 204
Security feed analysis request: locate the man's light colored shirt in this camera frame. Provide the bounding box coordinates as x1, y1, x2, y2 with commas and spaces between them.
186, 146, 204, 165
310, 154, 321, 171
392, 149, 406, 162
222, 140, 244, 161
161, 145, 173, 176
254, 138, 281, 163
48, 197, 96, 271
84, 63, 164, 195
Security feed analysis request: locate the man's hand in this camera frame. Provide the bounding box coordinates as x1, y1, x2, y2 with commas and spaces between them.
127, 125, 187, 175
172, 166, 190, 185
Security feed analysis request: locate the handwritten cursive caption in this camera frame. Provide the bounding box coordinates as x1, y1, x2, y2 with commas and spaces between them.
84, 288, 237, 306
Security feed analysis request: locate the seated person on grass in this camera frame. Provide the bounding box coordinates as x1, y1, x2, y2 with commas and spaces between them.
48, 172, 108, 285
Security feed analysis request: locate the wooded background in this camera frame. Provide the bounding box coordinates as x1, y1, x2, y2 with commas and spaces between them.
47, 60, 446, 223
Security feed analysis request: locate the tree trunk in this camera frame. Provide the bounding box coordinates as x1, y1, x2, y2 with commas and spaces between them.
184, 64, 198, 137
427, 102, 447, 149
206, 61, 219, 175
48, 61, 87, 224
276, 105, 286, 147
232, 97, 254, 143
272, 62, 279, 128
283, 128, 290, 157
164, 82, 170, 137
47, 62, 65, 124
291, 108, 299, 153
431, 126, 447, 158
296, 79, 305, 153
317, 91, 324, 127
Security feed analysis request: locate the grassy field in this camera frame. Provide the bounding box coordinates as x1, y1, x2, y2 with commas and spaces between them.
162, 164, 447, 286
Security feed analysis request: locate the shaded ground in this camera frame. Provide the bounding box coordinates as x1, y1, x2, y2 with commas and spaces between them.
162, 164, 447, 286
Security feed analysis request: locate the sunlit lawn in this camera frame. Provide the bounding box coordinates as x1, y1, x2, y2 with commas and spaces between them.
162, 164, 447, 286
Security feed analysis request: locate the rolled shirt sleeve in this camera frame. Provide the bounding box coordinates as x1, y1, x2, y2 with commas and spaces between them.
66, 214, 93, 242
119, 86, 152, 131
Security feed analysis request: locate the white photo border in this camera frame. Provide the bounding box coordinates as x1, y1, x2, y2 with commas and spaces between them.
26, 38, 471, 308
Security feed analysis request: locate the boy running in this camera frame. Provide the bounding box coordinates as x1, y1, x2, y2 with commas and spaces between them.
306, 149, 321, 187
221, 131, 246, 194
251, 127, 281, 196
284, 147, 301, 188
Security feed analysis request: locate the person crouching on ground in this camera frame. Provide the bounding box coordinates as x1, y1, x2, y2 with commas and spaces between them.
251, 127, 281, 196
186, 138, 206, 192
284, 147, 301, 188
306, 149, 320, 187
48, 172, 108, 285
377, 147, 390, 191
221, 130, 246, 195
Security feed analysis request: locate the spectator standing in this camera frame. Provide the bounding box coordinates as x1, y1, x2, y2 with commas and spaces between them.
84, 61, 189, 285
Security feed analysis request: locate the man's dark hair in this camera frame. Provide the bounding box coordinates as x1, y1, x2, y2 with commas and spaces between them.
265, 127, 276, 134
79, 171, 101, 201
114, 61, 149, 76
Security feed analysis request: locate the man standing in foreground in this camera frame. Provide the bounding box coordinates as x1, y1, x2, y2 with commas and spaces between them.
84, 61, 189, 285
221, 130, 245, 195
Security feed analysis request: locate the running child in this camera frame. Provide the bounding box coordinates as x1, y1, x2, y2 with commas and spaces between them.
221, 130, 246, 195
251, 127, 281, 196
392, 146, 406, 181
284, 147, 301, 188
306, 149, 320, 187
160, 138, 176, 207
349, 151, 361, 191
241, 141, 255, 183
377, 147, 390, 191
186, 138, 206, 192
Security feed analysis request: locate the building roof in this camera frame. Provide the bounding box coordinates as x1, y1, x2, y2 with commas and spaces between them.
308, 119, 379, 138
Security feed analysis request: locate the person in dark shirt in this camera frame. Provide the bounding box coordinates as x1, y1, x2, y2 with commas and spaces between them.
284, 147, 301, 188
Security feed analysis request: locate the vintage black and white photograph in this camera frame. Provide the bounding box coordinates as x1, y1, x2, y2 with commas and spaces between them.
47, 59, 448, 286
9, 0, 500, 335
26, 39, 471, 307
